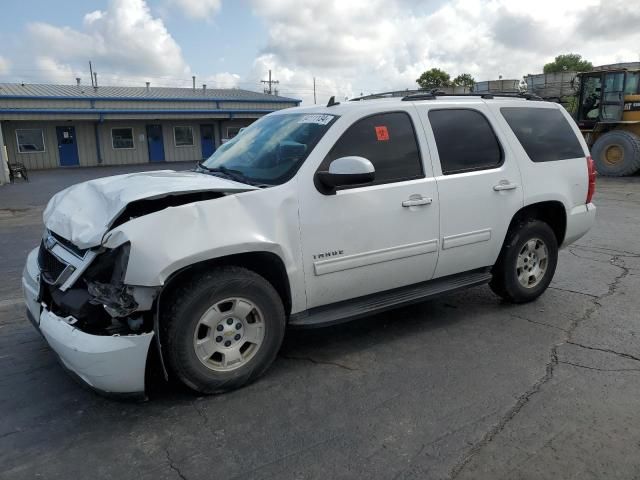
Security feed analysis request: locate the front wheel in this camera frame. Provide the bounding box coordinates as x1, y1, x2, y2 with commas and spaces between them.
162, 266, 285, 394
490, 220, 558, 303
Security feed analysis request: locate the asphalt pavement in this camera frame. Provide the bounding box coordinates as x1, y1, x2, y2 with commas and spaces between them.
1, 165, 639, 479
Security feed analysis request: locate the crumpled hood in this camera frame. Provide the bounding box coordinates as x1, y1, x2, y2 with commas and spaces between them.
43, 170, 257, 249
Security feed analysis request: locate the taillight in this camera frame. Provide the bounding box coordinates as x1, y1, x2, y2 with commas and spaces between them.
586, 156, 596, 204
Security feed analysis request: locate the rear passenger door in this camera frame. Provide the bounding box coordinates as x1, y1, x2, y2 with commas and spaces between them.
417, 104, 524, 278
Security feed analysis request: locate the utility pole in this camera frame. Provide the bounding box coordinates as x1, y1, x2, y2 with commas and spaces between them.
261, 69, 279, 95
313, 77, 316, 104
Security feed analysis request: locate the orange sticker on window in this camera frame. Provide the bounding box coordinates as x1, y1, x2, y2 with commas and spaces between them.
375, 126, 389, 141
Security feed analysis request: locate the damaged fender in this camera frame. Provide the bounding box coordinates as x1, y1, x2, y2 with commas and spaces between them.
102, 184, 306, 313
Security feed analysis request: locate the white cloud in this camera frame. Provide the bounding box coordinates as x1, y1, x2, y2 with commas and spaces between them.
167, 0, 222, 20
250, 0, 640, 103
25, 0, 190, 85
0, 56, 9, 75
204, 72, 241, 88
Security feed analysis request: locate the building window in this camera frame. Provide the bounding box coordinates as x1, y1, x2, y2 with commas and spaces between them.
16, 129, 45, 153
226, 126, 242, 139
112, 128, 135, 149
174, 126, 194, 147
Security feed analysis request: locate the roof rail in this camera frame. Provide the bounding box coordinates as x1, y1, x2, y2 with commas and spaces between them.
401, 91, 543, 101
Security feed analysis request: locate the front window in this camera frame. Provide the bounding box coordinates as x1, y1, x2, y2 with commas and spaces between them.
112, 128, 134, 149
174, 126, 194, 147
201, 113, 337, 185
16, 129, 45, 153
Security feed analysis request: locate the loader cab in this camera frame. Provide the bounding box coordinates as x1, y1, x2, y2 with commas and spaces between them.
577, 69, 640, 129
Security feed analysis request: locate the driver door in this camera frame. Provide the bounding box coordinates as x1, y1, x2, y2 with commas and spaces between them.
601, 71, 625, 121
297, 109, 440, 309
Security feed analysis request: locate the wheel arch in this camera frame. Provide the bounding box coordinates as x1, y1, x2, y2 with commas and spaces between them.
506, 201, 567, 247
159, 251, 293, 317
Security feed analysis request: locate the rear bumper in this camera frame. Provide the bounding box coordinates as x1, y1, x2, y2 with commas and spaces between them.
22, 248, 153, 397
562, 203, 596, 247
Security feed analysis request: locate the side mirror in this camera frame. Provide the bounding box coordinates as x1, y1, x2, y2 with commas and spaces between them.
315, 156, 375, 194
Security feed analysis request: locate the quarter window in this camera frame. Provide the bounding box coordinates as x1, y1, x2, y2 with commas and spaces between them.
429, 109, 503, 175
111, 128, 134, 149
322, 112, 423, 185
174, 126, 194, 147
16, 129, 45, 153
501, 107, 584, 162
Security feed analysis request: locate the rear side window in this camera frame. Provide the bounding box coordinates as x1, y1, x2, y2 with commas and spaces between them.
501, 107, 584, 162
428, 109, 503, 175
322, 112, 423, 185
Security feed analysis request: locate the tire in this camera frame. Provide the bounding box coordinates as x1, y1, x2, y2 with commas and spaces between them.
162, 266, 285, 394
490, 219, 558, 304
591, 130, 640, 177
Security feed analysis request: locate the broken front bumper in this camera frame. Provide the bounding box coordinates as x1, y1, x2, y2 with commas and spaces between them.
22, 248, 153, 397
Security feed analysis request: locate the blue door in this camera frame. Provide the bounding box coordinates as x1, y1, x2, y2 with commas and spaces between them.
200, 124, 215, 159
146, 124, 165, 162
56, 126, 80, 166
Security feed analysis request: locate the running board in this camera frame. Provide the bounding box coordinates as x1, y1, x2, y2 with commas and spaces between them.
289, 269, 492, 328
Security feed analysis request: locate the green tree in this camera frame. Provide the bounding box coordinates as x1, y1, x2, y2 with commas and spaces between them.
416, 68, 451, 90
543, 53, 593, 73
452, 73, 475, 88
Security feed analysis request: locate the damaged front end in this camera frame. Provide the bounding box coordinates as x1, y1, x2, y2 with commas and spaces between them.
32, 231, 160, 397
40, 237, 158, 335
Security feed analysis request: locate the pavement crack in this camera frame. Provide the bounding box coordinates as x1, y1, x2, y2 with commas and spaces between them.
558, 360, 640, 373
572, 244, 640, 258
548, 286, 598, 298
192, 400, 209, 425
509, 314, 568, 332
0, 429, 21, 439
449, 255, 630, 479
448, 347, 559, 479
566, 341, 640, 363
279, 354, 357, 371
164, 433, 188, 480
165, 446, 188, 480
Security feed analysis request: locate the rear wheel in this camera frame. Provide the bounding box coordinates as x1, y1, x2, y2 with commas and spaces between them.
163, 266, 285, 394
490, 220, 558, 303
591, 130, 640, 176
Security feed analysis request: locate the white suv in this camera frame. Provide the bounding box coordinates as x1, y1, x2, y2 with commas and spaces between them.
22, 93, 596, 397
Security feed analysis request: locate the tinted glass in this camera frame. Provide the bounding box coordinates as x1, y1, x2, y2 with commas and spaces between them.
323, 112, 423, 184
625, 72, 640, 95
501, 107, 584, 162
429, 109, 503, 174
202, 113, 337, 185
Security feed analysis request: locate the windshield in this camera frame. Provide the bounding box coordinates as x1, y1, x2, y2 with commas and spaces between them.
201, 113, 338, 185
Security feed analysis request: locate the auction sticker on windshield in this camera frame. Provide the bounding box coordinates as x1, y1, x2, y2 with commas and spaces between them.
298, 114, 335, 125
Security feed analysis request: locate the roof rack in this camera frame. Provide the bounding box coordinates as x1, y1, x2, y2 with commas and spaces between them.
401, 90, 543, 101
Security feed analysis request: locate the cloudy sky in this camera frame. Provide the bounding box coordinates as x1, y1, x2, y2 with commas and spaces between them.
0, 0, 638, 104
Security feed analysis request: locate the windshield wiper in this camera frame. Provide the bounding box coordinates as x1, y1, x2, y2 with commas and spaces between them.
196, 163, 265, 187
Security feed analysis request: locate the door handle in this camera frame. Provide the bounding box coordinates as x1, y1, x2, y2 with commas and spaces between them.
493, 181, 518, 191
402, 196, 432, 207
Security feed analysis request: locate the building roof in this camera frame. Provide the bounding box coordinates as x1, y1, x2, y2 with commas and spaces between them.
0, 83, 299, 103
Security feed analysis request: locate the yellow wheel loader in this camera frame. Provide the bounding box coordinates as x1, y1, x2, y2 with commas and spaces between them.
576, 68, 640, 176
